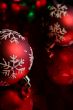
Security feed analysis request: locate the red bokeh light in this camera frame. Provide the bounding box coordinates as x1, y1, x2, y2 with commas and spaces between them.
36, 0, 46, 8
11, 3, 21, 12
40, 0, 46, 6
36, 0, 41, 8
0, 2, 7, 10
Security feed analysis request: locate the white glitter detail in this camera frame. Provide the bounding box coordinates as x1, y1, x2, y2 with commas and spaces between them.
49, 4, 68, 18
0, 29, 25, 43
49, 22, 67, 42
28, 47, 34, 70
0, 55, 25, 79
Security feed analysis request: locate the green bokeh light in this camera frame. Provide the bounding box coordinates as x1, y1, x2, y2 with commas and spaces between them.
27, 10, 35, 22
47, 5, 52, 9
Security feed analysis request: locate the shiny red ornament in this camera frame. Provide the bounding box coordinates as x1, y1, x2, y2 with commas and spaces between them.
0, 29, 33, 86
48, 46, 73, 85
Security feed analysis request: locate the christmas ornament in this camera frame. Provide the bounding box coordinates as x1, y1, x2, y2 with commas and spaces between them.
0, 29, 34, 86
48, 3, 73, 46
48, 45, 73, 85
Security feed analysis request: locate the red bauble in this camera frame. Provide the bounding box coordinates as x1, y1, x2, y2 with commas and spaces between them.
48, 46, 73, 85
0, 29, 33, 86
49, 4, 73, 46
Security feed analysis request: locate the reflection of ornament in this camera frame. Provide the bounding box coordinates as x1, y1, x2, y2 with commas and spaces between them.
0, 29, 34, 86
49, 4, 68, 18
48, 46, 73, 85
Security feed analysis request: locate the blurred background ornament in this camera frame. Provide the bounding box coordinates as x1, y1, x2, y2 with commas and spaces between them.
46, 1, 73, 85
48, 45, 73, 85
48, 3, 73, 47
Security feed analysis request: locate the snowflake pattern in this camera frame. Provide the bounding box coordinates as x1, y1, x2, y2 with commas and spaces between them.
28, 47, 34, 70
0, 29, 25, 43
0, 55, 25, 79
49, 22, 67, 42
49, 4, 68, 18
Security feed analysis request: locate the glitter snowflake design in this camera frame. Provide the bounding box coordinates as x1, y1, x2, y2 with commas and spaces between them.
0, 55, 25, 79
49, 4, 68, 18
49, 22, 67, 42
28, 47, 34, 70
0, 29, 25, 43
